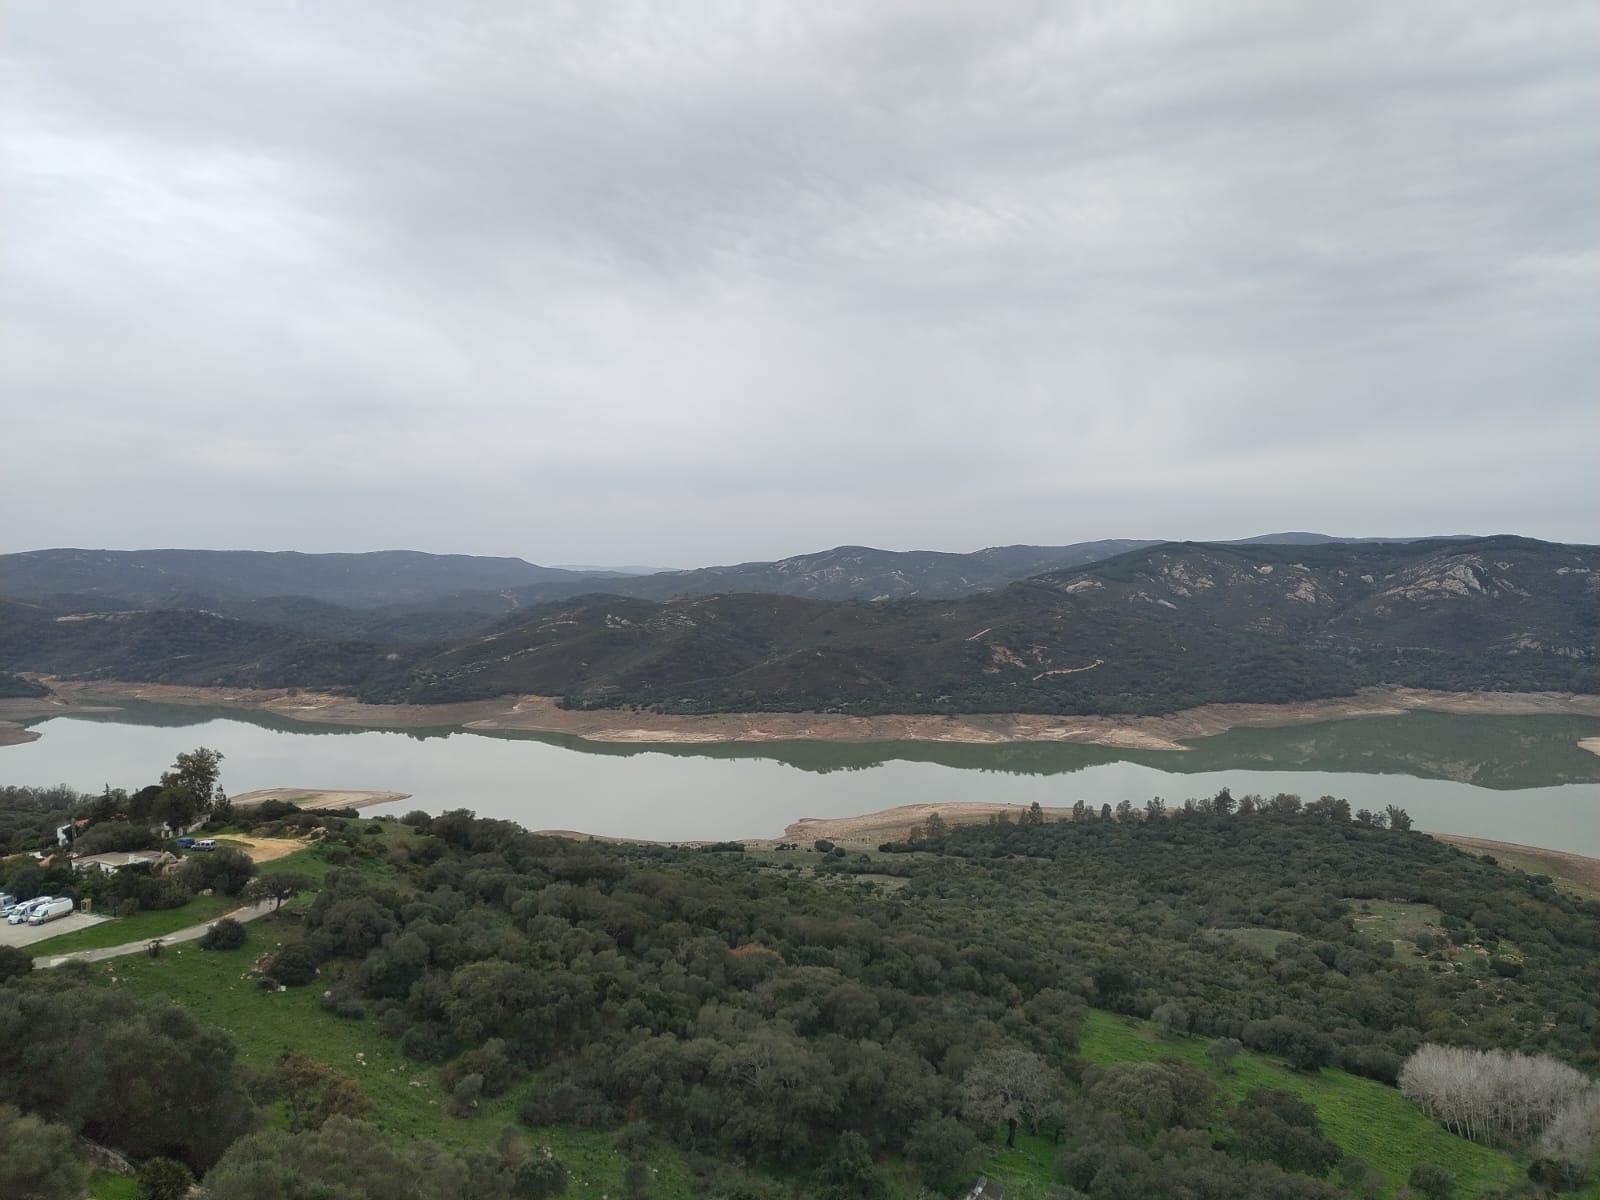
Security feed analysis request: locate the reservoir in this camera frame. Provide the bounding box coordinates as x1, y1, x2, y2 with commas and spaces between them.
6, 704, 1599, 856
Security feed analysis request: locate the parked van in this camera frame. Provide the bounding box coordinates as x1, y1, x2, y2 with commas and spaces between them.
0, 892, 16, 910
175, 836, 196, 849
192, 839, 217, 851
28, 897, 75, 925
8, 897, 53, 925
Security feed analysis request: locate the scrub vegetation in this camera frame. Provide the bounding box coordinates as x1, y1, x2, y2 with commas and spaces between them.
1, 755, 1598, 1198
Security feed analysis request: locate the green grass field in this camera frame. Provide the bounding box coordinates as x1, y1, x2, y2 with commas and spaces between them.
27, 893, 239, 954
1067, 1009, 1600, 1199
87, 1170, 140, 1199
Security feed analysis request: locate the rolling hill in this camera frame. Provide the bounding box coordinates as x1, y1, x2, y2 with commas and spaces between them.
0, 534, 1466, 616
3, 536, 1594, 716
0, 548, 596, 608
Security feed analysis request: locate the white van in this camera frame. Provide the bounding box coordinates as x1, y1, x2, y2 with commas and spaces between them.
28, 897, 75, 925
8, 897, 53, 925
192, 839, 218, 851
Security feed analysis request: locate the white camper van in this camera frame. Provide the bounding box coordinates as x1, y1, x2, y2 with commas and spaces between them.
8, 896, 53, 925
28, 897, 75, 925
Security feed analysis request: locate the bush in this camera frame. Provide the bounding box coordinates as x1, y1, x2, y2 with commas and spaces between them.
199, 917, 247, 951
1528, 1158, 1588, 1191
1408, 1162, 1454, 1200
442, 1038, 519, 1099
137, 1156, 195, 1200
0, 946, 32, 983
320, 982, 367, 1020
400, 1022, 457, 1063
622, 1159, 652, 1199
446, 1072, 484, 1118
513, 1156, 568, 1199
269, 942, 319, 986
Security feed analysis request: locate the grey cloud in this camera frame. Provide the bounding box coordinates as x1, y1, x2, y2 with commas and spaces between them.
2, 1, 1595, 563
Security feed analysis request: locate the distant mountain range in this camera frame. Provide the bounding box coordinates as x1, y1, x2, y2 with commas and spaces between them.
0, 533, 1474, 613
2, 536, 1593, 717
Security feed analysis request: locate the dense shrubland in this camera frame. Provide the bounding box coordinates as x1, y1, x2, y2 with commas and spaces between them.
0, 774, 1596, 1196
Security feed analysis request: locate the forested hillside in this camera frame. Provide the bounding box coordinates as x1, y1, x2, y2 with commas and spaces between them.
3, 787, 1596, 1197
2, 537, 1595, 715
352, 537, 1600, 711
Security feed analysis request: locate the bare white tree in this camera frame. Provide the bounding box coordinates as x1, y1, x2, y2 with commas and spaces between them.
1400, 1044, 1593, 1146
1538, 1090, 1600, 1166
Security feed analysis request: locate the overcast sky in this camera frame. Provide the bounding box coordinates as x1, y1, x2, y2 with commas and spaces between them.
3, 2, 1596, 566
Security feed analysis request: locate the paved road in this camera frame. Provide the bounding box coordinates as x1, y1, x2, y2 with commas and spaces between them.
37, 901, 274, 968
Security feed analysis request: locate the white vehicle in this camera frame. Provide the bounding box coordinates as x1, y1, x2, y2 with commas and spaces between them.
0, 892, 15, 910
27, 897, 75, 925
8, 897, 53, 925
192, 839, 218, 851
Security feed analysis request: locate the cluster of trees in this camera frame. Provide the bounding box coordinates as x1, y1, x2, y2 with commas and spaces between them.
0, 970, 606, 1200
903, 792, 1414, 836
0, 783, 81, 855
0, 969, 260, 1170
1399, 1044, 1595, 1149
208, 804, 1596, 1194
881, 796, 1600, 1079
0, 748, 259, 918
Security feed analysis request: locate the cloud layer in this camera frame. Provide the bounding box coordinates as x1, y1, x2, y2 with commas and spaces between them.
4, 1, 1596, 563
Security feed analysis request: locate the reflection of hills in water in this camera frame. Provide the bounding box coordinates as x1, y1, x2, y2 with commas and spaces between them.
492, 713, 1600, 790
36, 704, 1600, 791
37, 701, 461, 743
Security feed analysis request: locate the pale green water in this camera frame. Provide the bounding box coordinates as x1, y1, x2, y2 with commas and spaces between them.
7, 704, 1599, 854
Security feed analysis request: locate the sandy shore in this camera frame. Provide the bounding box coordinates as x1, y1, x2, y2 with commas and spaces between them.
18, 679, 1600, 755
230, 787, 412, 812
1580, 737, 1600, 760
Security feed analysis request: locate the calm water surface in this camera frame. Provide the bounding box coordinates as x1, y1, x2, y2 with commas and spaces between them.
7, 705, 1599, 855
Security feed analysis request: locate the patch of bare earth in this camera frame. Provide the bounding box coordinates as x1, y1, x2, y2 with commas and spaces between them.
1580, 736, 1600, 760
217, 836, 310, 864
784, 802, 1077, 846
230, 787, 411, 812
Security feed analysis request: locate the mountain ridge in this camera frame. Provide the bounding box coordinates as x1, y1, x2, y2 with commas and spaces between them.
3, 536, 1593, 718
0, 532, 1479, 613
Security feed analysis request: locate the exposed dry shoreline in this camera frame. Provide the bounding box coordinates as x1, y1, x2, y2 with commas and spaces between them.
8, 679, 1600, 755
231, 788, 412, 812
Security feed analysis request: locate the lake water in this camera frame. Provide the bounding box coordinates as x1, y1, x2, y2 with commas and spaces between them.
6, 704, 1600, 855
